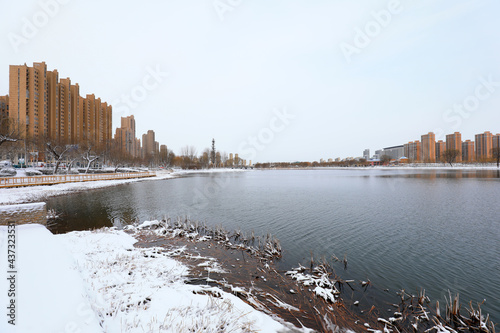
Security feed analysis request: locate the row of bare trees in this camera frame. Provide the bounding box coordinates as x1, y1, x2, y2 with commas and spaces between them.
0, 120, 242, 173
172, 143, 245, 169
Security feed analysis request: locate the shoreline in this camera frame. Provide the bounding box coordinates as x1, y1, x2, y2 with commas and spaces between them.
0, 168, 247, 206
254, 163, 500, 170
1, 218, 495, 331
131, 219, 498, 333
2, 165, 498, 206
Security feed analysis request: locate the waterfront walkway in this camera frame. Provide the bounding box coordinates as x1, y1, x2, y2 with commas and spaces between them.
0, 171, 156, 188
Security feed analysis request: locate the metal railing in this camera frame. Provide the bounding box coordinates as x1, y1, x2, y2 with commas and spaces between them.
0, 171, 156, 188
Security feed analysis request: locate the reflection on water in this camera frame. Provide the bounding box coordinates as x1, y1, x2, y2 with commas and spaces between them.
45, 169, 500, 322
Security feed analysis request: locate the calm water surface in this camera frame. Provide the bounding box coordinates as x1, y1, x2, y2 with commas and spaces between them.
46, 169, 500, 320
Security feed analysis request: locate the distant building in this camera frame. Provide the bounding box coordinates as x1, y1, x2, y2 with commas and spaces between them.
8, 62, 111, 146
493, 134, 500, 150
382, 145, 404, 160
421, 132, 436, 163
404, 141, 421, 162
435, 140, 446, 161
114, 115, 140, 157
363, 149, 370, 160
446, 132, 462, 162
475, 131, 493, 161
462, 140, 475, 162
142, 130, 157, 159
373, 149, 383, 159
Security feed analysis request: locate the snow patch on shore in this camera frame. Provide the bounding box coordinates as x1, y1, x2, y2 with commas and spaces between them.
0, 224, 101, 333
57, 227, 291, 332
0, 224, 292, 332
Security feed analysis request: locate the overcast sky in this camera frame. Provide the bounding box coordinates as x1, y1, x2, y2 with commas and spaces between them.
1, 0, 499, 162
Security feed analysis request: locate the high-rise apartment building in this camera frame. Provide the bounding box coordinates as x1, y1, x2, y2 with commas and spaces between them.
9, 62, 50, 140
462, 140, 475, 162
475, 131, 493, 161
404, 141, 421, 162
70, 83, 80, 143
142, 130, 156, 158
160, 144, 167, 155
421, 132, 436, 162
435, 140, 445, 161
8, 62, 111, 147
58, 77, 71, 142
114, 115, 140, 157
493, 134, 500, 150
446, 132, 462, 162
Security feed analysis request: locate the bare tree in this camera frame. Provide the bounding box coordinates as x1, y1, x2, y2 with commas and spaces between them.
166, 150, 175, 167
200, 148, 210, 169
82, 146, 99, 174
45, 140, 71, 174
380, 155, 391, 165
216, 151, 222, 168
443, 149, 460, 167
0, 115, 21, 147
180, 145, 198, 169
65, 145, 80, 174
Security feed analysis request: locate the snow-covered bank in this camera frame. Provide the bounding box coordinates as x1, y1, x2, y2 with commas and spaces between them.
0, 224, 101, 333
0, 168, 247, 206
0, 224, 293, 333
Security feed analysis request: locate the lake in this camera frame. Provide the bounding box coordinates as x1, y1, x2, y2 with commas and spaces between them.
45, 168, 500, 321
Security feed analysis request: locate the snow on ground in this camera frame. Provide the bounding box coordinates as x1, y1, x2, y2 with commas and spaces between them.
0, 202, 45, 213
0, 224, 102, 333
0, 224, 295, 333
0, 169, 247, 206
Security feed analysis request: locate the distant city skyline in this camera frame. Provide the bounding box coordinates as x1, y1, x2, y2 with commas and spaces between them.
1, 0, 500, 162
363, 130, 499, 164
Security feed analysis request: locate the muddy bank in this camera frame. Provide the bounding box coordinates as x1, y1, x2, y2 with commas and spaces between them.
128, 219, 496, 333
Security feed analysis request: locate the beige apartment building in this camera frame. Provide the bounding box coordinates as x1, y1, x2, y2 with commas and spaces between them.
462, 140, 475, 162
404, 141, 420, 162
141, 130, 158, 159
493, 134, 500, 150
114, 115, 142, 158
7, 62, 111, 148
421, 132, 436, 163
475, 131, 493, 161
435, 140, 445, 161
446, 132, 462, 162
